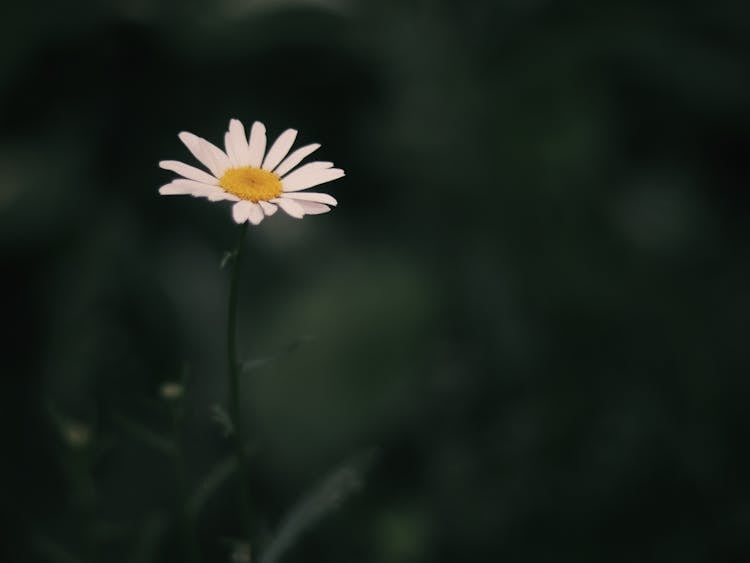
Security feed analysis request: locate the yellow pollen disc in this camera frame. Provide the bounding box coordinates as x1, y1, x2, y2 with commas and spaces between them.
219, 166, 283, 202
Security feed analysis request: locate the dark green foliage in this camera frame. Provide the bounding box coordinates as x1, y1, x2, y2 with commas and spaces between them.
2, 1, 749, 562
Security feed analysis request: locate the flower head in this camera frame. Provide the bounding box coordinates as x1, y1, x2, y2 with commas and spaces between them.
159, 381, 184, 401
159, 119, 344, 224
61, 421, 92, 450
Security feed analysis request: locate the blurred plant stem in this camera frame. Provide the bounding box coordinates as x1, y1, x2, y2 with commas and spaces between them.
227, 221, 252, 540
169, 403, 201, 563
68, 442, 97, 563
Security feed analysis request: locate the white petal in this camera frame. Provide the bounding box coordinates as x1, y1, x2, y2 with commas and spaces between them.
273, 143, 321, 177
178, 132, 231, 178
225, 119, 250, 168
159, 160, 218, 185
232, 201, 253, 224
206, 191, 241, 202
296, 201, 331, 215
281, 163, 345, 192
247, 203, 264, 225
247, 121, 267, 167
159, 179, 223, 197
279, 160, 332, 180
262, 129, 298, 171
281, 161, 333, 176
259, 201, 278, 216
272, 197, 305, 219
159, 182, 200, 196
280, 192, 337, 206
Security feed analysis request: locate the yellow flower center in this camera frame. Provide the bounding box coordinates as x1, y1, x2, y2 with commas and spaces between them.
219, 166, 283, 202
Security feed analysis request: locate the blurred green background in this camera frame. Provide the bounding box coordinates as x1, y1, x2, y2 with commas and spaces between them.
2, 0, 750, 561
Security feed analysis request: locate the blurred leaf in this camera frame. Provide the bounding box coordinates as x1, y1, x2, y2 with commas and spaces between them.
241, 336, 315, 375
259, 450, 376, 563
32, 537, 84, 563
220, 250, 237, 270
129, 514, 166, 563
187, 455, 238, 518
111, 412, 176, 457
209, 404, 234, 437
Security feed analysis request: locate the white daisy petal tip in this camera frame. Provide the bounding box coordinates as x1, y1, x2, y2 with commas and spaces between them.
281, 192, 338, 206
273, 197, 306, 219
259, 201, 278, 216
231, 201, 251, 224
297, 201, 331, 215
160, 119, 343, 224
177, 131, 193, 145
280, 163, 345, 192
247, 203, 264, 225
262, 128, 298, 171
159, 159, 219, 185
273, 143, 321, 177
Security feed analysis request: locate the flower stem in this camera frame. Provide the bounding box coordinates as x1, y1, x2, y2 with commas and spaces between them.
227, 221, 252, 539
71, 449, 97, 563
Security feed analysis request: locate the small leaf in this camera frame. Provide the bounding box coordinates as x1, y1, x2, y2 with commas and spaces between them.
209, 404, 234, 437
240, 336, 316, 377
220, 250, 237, 270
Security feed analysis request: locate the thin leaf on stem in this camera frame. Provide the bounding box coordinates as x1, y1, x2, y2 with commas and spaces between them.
259, 450, 376, 563
111, 412, 176, 457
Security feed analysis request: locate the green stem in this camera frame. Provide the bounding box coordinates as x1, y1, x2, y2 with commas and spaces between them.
72, 451, 97, 563
227, 221, 252, 539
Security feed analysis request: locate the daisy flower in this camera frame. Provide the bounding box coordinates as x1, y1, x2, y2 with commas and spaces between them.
159, 119, 344, 224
